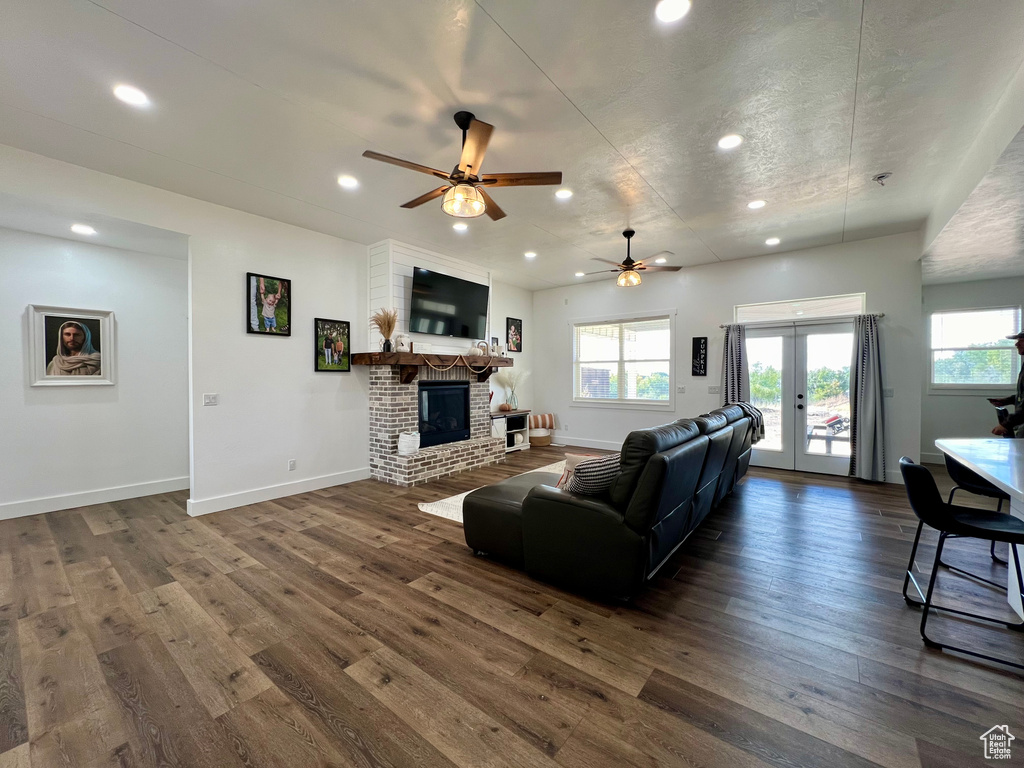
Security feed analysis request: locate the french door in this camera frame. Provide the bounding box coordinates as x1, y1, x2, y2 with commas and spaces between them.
746, 322, 854, 475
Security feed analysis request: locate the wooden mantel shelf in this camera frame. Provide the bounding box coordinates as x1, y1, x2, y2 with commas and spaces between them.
351, 352, 513, 383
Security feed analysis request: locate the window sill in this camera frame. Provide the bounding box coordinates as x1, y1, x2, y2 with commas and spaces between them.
571, 399, 675, 412
927, 385, 1015, 397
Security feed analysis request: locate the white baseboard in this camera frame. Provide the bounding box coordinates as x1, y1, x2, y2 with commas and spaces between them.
187, 466, 371, 517
557, 434, 622, 451
919, 451, 944, 465
0, 476, 190, 521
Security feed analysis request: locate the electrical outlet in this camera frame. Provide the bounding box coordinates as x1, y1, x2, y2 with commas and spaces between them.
883, 388, 895, 398
203, 393, 218, 406
287, 459, 296, 471
708, 385, 721, 395
676, 385, 686, 394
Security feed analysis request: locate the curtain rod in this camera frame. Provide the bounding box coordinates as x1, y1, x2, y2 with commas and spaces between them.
719, 312, 884, 329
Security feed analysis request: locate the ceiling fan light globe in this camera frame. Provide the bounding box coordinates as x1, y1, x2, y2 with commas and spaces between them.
617, 269, 642, 287
442, 184, 486, 218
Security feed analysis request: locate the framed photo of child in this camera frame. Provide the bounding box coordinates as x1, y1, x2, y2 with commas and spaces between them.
28, 305, 116, 387
247, 272, 291, 336
315, 318, 350, 372
506, 317, 522, 352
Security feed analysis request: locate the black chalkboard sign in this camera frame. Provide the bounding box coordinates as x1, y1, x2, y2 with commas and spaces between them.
691, 336, 708, 376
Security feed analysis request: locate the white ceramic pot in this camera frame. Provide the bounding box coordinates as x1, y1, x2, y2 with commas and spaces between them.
398, 431, 420, 455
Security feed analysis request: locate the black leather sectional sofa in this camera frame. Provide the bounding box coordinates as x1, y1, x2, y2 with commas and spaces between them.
462, 405, 754, 599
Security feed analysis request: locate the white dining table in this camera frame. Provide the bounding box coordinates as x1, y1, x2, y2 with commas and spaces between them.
935, 438, 1024, 619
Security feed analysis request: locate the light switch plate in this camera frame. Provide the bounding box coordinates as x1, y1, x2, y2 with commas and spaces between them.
203, 393, 219, 406
708, 385, 721, 395
883, 388, 895, 398
676, 385, 686, 394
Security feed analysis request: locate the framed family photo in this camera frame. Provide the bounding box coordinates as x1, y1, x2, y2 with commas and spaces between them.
28, 305, 115, 386
247, 272, 291, 336
506, 317, 522, 352
315, 318, 350, 372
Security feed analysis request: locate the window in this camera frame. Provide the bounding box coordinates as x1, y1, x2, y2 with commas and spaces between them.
929, 307, 1021, 387
573, 316, 671, 404
735, 293, 865, 324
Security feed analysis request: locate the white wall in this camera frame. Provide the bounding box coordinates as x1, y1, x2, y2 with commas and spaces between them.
0, 228, 188, 517
489, 281, 534, 413
0, 144, 369, 516
920, 277, 1024, 462
532, 232, 924, 482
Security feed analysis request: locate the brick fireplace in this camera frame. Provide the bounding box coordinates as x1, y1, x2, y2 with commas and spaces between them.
367, 364, 505, 486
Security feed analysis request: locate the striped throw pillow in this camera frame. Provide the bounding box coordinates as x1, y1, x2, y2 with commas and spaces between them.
567, 454, 621, 496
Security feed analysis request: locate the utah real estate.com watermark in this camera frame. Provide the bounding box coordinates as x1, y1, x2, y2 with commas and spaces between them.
980, 725, 1015, 760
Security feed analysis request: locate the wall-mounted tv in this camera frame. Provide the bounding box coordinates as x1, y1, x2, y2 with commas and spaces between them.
409, 268, 489, 340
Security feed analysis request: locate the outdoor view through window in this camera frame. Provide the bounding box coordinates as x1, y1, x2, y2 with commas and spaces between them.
574, 317, 671, 402
930, 307, 1021, 386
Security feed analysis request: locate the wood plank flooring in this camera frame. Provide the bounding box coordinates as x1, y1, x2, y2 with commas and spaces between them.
1, 447, 1022, 767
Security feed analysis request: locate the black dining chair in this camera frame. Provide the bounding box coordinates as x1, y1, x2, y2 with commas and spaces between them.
899, 457, 1024, 671
944, 454, 1011, 565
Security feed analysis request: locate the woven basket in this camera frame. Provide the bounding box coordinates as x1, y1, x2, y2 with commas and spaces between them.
528, 428, 552, 447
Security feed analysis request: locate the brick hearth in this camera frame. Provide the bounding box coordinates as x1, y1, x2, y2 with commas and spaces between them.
368, 364, 505, 486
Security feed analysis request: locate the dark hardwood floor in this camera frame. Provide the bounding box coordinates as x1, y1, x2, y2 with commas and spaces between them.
0, 447, 1021, 767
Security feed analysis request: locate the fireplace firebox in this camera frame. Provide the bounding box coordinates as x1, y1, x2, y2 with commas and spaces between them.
418, 380, 470, 447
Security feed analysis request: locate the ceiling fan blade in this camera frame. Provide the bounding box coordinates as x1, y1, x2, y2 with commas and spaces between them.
458, 119, 494, 176
400, 186, 449, 209
478, 171, 563, 187
640, 266, 682, 272
362, 150, 451, 180
582, 269, 621, 275
591, 257, 624, 267
476, 187, 506, 221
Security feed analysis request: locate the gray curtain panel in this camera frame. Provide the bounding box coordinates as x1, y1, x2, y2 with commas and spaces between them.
721, 324, 749, 406
849, 314, 886, 481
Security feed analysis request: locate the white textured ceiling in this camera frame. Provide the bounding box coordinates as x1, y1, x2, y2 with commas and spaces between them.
1, 1, 1022, 289
923, 126, 1024, 284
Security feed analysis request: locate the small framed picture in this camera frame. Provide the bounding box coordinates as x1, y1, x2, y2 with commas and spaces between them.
28, 305, 115, 386
247, 272, 291, 336
315, 318, 350, 372
506, 317, 522, 352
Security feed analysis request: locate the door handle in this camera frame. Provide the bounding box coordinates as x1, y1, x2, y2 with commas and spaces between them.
796, 404, 804, 410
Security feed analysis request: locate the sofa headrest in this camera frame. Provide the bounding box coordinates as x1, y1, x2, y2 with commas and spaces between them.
707, 405, 745, 423
693, 413, 728, 434
609, 419, 700, 511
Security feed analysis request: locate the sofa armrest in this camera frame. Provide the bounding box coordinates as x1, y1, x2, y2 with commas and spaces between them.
521, 485, 646, 599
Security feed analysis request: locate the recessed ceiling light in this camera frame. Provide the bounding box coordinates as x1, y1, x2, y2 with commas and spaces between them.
71, 224, 96, 235
747, 200, 766, 209
655, 0, 692, 23
337, 175, 358, 189
718, 134, 743, 150
575, 272, 585, 277
555, 189, 573, 199
113, 84, 149, 107
452, 223, 468, 231
765, 237, 781, 246
654, 257, 667, 264
524, 251, 537, 259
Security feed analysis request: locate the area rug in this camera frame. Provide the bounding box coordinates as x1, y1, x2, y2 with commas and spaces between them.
417, 461, 565, 524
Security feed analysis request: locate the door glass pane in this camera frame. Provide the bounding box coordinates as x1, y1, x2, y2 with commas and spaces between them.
804, 333, 853, 457
746, 337, 783, 451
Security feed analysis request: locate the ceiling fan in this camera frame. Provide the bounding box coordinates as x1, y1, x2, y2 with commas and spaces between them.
362, 111, 562, 221
581, 229, 681, 286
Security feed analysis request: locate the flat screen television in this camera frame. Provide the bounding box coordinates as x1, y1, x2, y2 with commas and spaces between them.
409, 267, 489, 340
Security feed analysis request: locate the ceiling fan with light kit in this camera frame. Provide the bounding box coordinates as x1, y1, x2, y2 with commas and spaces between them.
581, 229, 681, 286
362, 111, 563, 221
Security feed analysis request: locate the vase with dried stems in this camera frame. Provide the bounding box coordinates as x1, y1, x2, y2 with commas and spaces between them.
370, 308, 398, 353
493, 368, 528, 411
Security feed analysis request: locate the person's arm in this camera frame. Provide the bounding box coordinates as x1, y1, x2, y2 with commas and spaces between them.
988, 395, 1015, 406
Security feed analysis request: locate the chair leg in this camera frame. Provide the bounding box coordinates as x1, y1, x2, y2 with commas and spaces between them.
902, 520, 926, 606
992, 539, 1008, 565
920, 534, 946, 648
947, 487, 958, 505
917, 533, 1024, 670
1012, 544, 1024, 633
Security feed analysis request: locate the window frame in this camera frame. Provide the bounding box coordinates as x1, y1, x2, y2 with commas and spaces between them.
571, 313, 675, 411
927, 305, 1022, 395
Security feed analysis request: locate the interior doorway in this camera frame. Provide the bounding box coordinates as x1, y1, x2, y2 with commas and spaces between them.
747, 322, 854, 475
